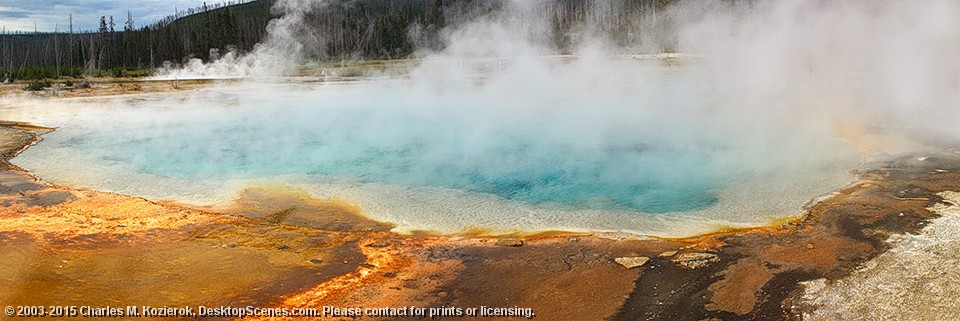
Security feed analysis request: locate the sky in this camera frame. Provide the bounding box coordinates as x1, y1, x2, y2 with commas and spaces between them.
0, 0, 217, 33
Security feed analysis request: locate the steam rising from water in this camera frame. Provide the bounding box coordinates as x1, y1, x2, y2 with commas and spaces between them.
8, 0, 960, 235
156, 0, 960, 145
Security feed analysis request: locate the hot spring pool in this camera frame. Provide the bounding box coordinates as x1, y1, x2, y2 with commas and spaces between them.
8, 69, 863, 237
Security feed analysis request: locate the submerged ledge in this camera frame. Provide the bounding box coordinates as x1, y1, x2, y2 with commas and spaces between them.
3, 102, 959, 320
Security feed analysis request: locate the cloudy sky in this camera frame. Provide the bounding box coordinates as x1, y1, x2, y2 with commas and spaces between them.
0, 0, 215, 33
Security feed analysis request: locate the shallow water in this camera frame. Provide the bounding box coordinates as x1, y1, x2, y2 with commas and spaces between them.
7, 66, 863, 236
62, 108, 720, 214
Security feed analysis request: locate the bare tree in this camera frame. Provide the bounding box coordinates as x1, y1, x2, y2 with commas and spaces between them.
125, 11, 135, 32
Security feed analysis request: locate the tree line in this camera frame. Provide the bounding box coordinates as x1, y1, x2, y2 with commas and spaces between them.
0, 0, 274, 80
0, 0, 676, 81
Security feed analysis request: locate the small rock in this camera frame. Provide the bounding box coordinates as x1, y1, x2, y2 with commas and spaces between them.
614, 256, 650, 269
437, 291, 448, 297
383, 272, 397, 278
672, 252, 719, 269
360, 263, 377, 269
276, 245, 290, 250
225, 243, 237, 248
805, 243, 815, 249
658, 250, 678, 258
496, 238, 524, 247
569, 237, 580, 242
365, 241, 391, 248
309, 259, 324, 264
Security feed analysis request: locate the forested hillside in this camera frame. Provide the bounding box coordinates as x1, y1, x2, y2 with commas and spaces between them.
0, 0, 275, 79
0, 0, 674, 80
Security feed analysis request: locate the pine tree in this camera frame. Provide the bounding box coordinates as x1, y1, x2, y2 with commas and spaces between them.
97, 16, 107, 70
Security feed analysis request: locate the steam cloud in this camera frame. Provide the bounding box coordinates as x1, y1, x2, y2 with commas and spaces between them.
11, 0, 960, 235
157, 0, 329, 78
158, 0, 960, 150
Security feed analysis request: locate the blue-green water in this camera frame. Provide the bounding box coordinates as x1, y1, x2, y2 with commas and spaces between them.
67, 116, 721, 213
35, 68, 862, 218
9, 76, 863, 236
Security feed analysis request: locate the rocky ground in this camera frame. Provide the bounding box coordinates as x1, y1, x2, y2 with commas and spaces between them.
2, 82, 959, 320
0, 79, 215, 99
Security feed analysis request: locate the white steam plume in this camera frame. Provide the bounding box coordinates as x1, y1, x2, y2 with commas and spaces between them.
155, 0, 328, 79
10, 0, 960, 235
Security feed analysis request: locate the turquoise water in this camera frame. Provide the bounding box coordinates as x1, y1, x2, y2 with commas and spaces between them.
8, 75, 863, 235
38, 66, 860, 218
66, 114, 721, 213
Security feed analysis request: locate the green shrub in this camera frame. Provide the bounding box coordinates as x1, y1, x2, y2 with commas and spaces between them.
24, 80, 51, 91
